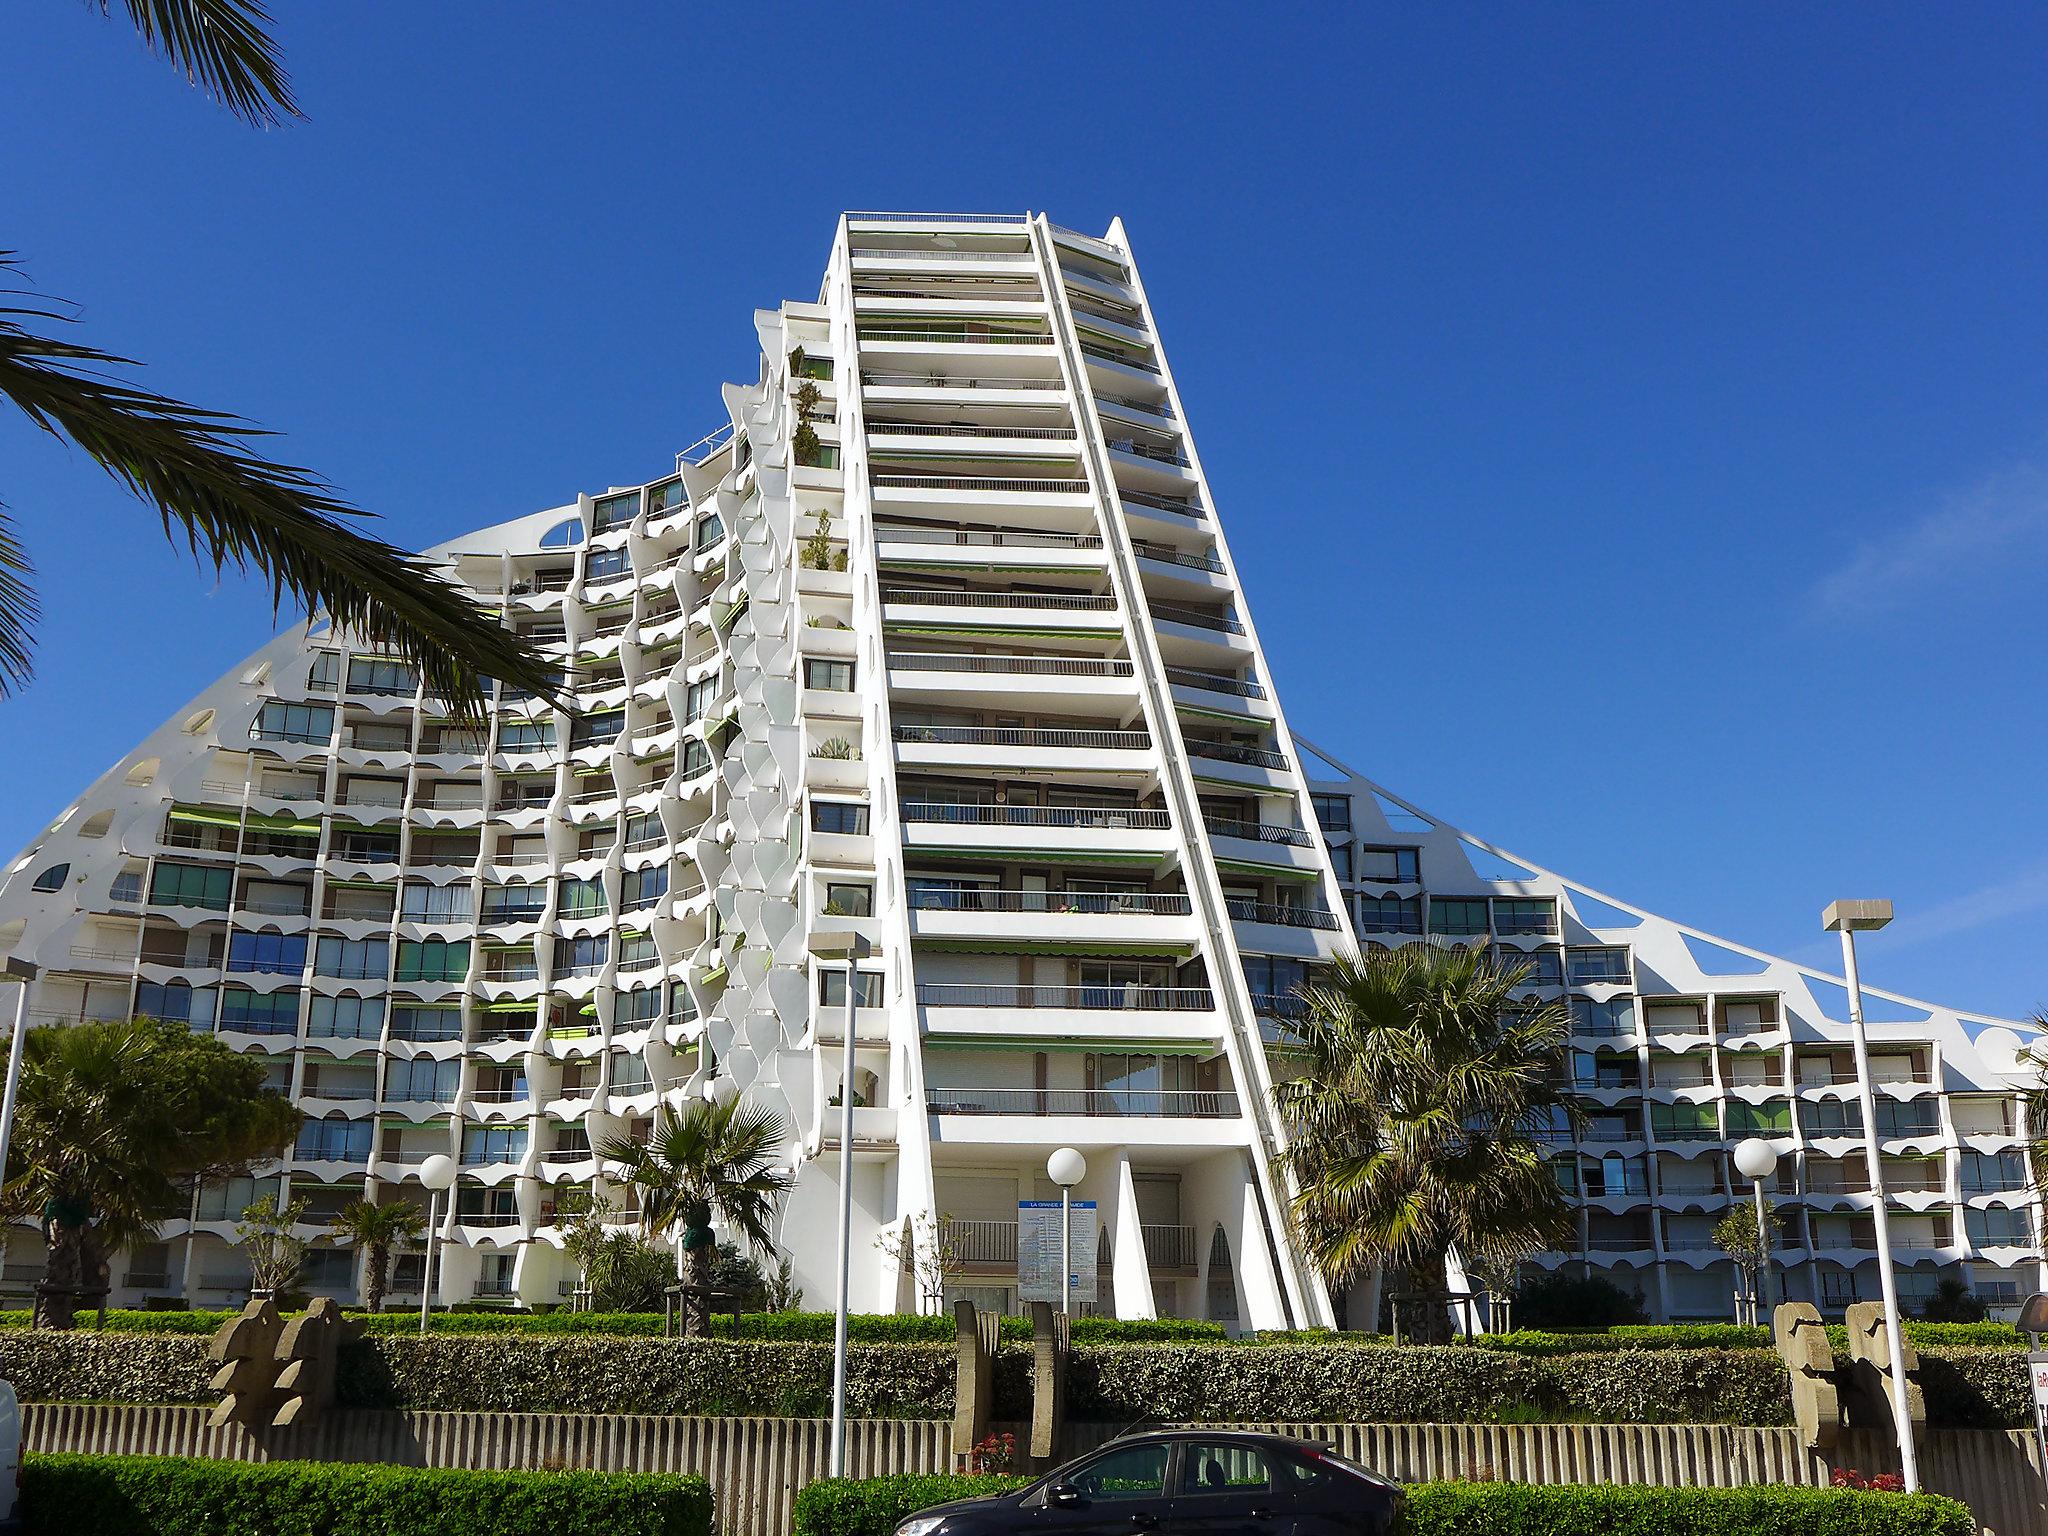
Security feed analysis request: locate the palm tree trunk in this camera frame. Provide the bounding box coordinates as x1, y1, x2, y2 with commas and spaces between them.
37, 1220, 98, 1331
681, 1241, 711, 1337
366, 1241, 387, 1314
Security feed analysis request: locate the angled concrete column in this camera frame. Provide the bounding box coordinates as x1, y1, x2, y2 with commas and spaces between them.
1108, 1151, 1156, 1319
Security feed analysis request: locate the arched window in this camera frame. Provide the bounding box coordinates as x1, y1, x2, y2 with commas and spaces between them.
540, 518, 584, 549
30, 863, 69, 892
1204, 1224, 1239, 1324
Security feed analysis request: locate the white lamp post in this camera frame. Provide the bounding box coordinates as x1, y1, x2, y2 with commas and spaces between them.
1733, 1137, 1781, 1323
417, 1153, 456, 1334
1823, 898, 1918, 1494
0, 959, 39, 1190
808, 929, 871, 1478
1047, 1148, 1086, 1316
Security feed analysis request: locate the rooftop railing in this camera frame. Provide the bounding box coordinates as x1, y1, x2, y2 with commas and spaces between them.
860, 329, 1053, 346
850, 244, 1033, 261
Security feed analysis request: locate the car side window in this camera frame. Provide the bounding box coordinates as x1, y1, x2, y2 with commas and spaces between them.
1178, 1442, 1272, 1496
1069, 1443, 1170, 1500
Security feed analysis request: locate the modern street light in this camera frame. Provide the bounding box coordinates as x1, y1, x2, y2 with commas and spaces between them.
1732, 1137, 1781, 1323
0, 958, 39, 1192
1823, 897, 1918, 1494
417, 1153, 457, 1335
1047, 1147, 1086, 1316
808, 928, 871, 1478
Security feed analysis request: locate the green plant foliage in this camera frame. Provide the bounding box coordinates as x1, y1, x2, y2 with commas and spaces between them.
1396, 1483, 1973, 1536
1513, 1270, 1649, 1328
794, 1474, 1033, 1536
21, 1454, 713, 1536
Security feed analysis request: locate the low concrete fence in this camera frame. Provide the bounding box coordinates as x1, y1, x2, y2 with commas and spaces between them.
23, 1405, 2048, 1536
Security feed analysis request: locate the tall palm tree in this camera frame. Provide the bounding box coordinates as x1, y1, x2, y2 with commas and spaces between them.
328, 1198, 425, 1314
596, 1097, 792, 1334
0, 1016, 300, 1327
0, 2, 557, 713
1274, 943, 1581, 1341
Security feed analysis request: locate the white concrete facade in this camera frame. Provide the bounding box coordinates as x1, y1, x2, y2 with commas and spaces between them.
0, 211, 2032, 1328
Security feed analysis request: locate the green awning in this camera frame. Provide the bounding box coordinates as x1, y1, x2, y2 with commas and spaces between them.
485, 1000, 535, 1014
167, 805, 243, 829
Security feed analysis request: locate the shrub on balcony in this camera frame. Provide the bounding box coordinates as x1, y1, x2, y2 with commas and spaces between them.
22, 1454, 713, 1536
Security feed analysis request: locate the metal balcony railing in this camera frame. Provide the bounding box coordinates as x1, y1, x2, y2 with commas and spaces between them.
1096, 390, 1174, 420
875, 524, 1101, 550
860, 329, 1053, 346
868, 422, 1077, 440
873, 475, 1091, 495
1081, 343, 1162, 374
927, 1087, 1238, 1118
908, 888, 1193, 916
901, 802, 1169, 830
916, 983, 1214, 1011
1131, 540, 1224, 573
1108, 439, 1190, 468
1143, 1224, 1198, 1269
1150, 602, 1243, 635
1164, 664, 1263, 699
1119, 489, 1204, 519
1223, 898, 1341, 931
1189, 740, 1289, 771
887, 652, 1133, 678
881, 588, 1116, 611
893, 725, 1150, 751
862, 372, 1064, 392
953, 1218, 1019, 1265
1203, 817, 1312, 847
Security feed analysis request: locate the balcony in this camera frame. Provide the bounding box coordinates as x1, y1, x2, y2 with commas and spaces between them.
875, 524, 1102, 552
927, 1087, 1238, 1118
907, 887, 1194, 947
1203, 817, 1313, 848
893, 723, 1151, 769
1165, 664, 1263, 700
1119, 489, 1203, 523
1222, 898, 1340, 932
901, 802, 1169, 830
916, 983, 1214, 1012
887, 652, 1134, 681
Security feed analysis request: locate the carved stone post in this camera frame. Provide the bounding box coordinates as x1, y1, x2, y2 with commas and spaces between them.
1029, 1299, 1068, 1470
205, 1297, 283, 1430
1841, 1299, 1926, 1446
952, 1299, 999, 1465
1773, 1301, 1840, 1451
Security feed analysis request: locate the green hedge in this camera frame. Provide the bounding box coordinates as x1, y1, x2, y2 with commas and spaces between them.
794, 1476, 1971, 1536
794, 1473, 1032, 1536
1278, 1323, 2026, 1355
21, 1454, 713, 1536
1398, 1483, 1973, 1536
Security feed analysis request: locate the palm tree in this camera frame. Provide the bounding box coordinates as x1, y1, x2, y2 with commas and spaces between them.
328, 1199, 425, 1314
1273, 944, 1581, 1342
596, 1097, 792, 1334
0, 1016, 299, 1327
0, 2, 557, 713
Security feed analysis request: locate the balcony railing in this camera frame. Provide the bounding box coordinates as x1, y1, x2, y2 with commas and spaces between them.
869, 422, 1078, 441
1120, 489, 1203, 519
1096, 390, 1174, 421
1131, 539, 1223, 574
928, 1087, 1238, 1118
1203, 817, 1312, 848
908, 888, 1192, 916
1108, 439, 1190, 468
1150, 602, 1243, 635
893, 725, 1150, 751
850, 243, 1032, 260
873, 475, 1091, 495
860, 328, 1053, 346
916, 983, 1214, 1011
1223, 899, 1341, 931
1164, 664, 1263, 699
881, 588, 1117, 612
901, 802, 1169, 830
1188, 739, 1289, 771
1081, 343, 1161, 374
887, 652, 1134, 678
1143, 1224, 1198, 1270
875, 524, 1101, 550
954, 1218, 1020, 1266
862, 371, 1064, 392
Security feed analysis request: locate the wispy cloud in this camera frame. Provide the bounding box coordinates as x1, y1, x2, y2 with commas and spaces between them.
1810, 461, 2048, 620
1880, 858, 2048, 952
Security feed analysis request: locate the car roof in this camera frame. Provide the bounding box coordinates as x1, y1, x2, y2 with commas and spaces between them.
1107, 1429, 1323, 1450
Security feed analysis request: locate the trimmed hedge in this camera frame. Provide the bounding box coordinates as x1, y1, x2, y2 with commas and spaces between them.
1398, 1483, 1974, 1536
1277, 1322, 2027, 1355
0, 1331, 2028, 1427
22, 1453, 713, 1536
0, 1308, 1221, 1344
793, 1475, 1972, 1536
794, 1473, 1032, 1536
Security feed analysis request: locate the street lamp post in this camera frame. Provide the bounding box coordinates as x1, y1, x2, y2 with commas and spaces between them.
1733, 1138, 1781, 1324
0, 959, 39, 1190
417, 1153, 457, 1335
1047, 1148, 1086, 1315
808, 929, 871, 1478
1824, 898, 1919, 1494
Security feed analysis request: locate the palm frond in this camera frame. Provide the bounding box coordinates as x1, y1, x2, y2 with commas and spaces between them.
0, 268, 560, 716
96, 0, 299, 126
0, 503, 36, 699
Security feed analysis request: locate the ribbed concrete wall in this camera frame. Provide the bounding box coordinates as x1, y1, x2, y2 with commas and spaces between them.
22, 1406, 2047, 1536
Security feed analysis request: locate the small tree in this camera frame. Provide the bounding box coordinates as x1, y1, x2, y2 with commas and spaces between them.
1712, 1200, 1772, 1324
237, 1194, 310, 1298
1515, 1269, 1648, 1329
562, 1190, 680, 1312
802, 509, 834, 570
1919, 1275, 1989, 1323
876, 1211, 964, 1312
793, 380, 823, 422
328, 1199, 425, 1313
762, 1253, 803, 1312
792, 421, 823, 468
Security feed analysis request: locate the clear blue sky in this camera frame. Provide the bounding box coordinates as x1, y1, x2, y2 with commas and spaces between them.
2, 3, 2043, 1019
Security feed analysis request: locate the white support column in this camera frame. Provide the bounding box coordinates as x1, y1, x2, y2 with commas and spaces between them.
1108, 1152, 1156, 1321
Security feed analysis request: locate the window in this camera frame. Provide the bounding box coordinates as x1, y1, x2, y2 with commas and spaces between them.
1354, 894, 1422, 935
29, 863, 68, 892
150, 861, 233, 911
560, 934, 609, 973
804, 658, 854, 691
591, 492, 638, 533
1567, 947, 1632, 986
1428, 898, 1490, 936
394, 939, 469, 983
482, 882, 546, 922
347, 656, 417, 696
227, 931, 306, 975
1178, 1441, 1271, 1496
308, 994, 384, 1039
573, 711, 625, 748
1570, 996, 1635, 1035
1962, 1151, 2028, 1193
1326, 845, 1351, 881
255, 701, 333, 743
615, 985, 663, 1025
389, 1005, 460, 1041
302, 1248, 356, 1290
586, 546, 631, 584
811, 801, 869, 836
307, 650, 341, 692
499, 719, 556, 751
314, 937, 387, 980
1492, 947, 1562, 986
462, 1124, 528, 1164
295, 1117, 372, 1162
196, 1176, 263, 1222
818, 969, 884, 1007
1874, 1101, 1942, 1138
1493, 898, 1558, 936
649, 478, 686, 515
682, 738, 714, 779
695, 511, 725, 549
1310, 794, 1351, 834
824, 882, 872, 916
384, 1057, 459, 1102
611, 1054, 652, 1092
402, 882, 473, 923
217, 987, 300, 1034
1357, 846, 1420, 883
557, 877, 607, 918
1727, 1101, 1790, 1135
794, 352, 833, 380
683, 677, 717, 723
1066, 1442, 1169, 1501
621, 865, 668, 911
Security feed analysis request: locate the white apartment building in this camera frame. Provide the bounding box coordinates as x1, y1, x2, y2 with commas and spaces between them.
0, 212, 2034, 1328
